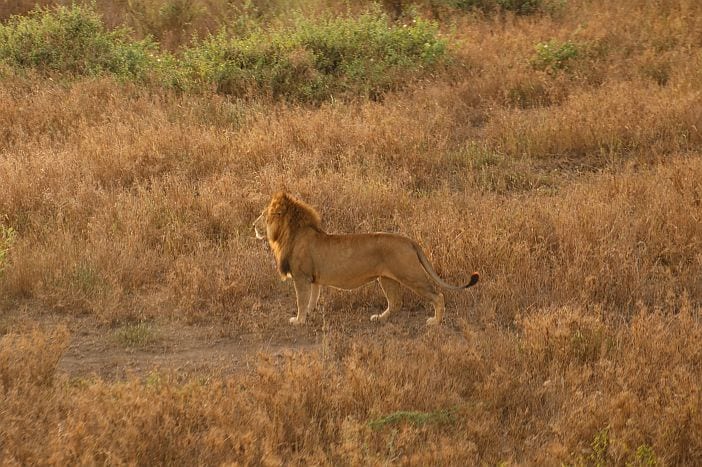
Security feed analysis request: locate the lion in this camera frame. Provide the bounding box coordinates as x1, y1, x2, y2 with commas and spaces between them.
253, 192, 479, 326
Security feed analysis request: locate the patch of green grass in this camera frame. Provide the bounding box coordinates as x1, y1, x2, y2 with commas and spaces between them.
589, 426, 611, 467
70, 262, 103, 295
368, 409, 455, 430
114, 322, 160, 349
0, 222, 16, 276
629, 444, 657, 466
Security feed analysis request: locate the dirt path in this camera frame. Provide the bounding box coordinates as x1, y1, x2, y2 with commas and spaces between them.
56, 319, 325, 380
3, 302, 455, 380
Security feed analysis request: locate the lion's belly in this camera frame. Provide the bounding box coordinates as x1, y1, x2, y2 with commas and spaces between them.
312, 248, 386, 290
317, 274, 379, 290
315, 258, 383, 289
309, 232, 412, 289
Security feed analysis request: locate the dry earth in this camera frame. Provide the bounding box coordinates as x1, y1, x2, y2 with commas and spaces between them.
4, 296, 470, 380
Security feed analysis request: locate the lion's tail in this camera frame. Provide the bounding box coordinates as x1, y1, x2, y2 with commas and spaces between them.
414, 244, 479, 291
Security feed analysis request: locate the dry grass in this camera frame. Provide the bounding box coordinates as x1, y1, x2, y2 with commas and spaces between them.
2, 306, 701, 464
1, 0, 702, 463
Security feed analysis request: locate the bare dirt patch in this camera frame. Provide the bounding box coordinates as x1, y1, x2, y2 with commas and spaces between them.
1, 300, 453, 381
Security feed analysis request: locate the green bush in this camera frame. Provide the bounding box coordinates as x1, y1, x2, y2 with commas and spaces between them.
0, 4, 157, 79
183, 12, 448, 102
531, 39, 580, 72
0, 5, 449, 99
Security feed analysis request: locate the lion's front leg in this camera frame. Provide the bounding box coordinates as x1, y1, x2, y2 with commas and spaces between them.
290, 278, 313, 325
308, 283, 321, 313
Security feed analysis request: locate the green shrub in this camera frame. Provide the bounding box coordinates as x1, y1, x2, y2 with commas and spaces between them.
531, 39, 580, 72
0, 4, 157, 80
183, 12, 448, 102
0, 5, 448, 98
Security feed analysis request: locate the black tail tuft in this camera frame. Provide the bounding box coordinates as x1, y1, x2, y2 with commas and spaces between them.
464, 272, 479, 288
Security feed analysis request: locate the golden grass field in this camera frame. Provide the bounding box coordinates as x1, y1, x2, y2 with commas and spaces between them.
1, 0, 702, 464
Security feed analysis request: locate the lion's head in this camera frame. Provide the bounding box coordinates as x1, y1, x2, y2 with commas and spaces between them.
253, 192, 322, 277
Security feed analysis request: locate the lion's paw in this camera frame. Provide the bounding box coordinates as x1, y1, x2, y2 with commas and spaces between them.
289, 316, 305, 325
426, 317, 440, 326
370, 314, 380, 322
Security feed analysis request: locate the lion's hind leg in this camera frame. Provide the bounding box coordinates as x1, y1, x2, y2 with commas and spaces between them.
371, 277, 403, 323
425, 292, 445, 326
410, 284, 445, 326
389, 266, 446, 325
403, 280, 445, 325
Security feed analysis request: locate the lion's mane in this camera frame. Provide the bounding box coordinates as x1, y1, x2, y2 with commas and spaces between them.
268, 192, 322, 277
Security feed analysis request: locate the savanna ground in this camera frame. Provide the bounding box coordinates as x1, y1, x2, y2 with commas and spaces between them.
1, 0, 702, 464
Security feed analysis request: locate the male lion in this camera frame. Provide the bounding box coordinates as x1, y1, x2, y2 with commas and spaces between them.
253, 192, 479, 326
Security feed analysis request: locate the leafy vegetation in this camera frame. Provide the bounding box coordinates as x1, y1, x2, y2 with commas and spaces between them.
531, 39, 581, 72
183, 12, 447, 101
0, 5, 158, 79
0, 4, 447, 101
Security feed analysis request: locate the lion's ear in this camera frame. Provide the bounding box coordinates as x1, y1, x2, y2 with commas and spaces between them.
273, 186, 289, 199
270, 191, 289, 207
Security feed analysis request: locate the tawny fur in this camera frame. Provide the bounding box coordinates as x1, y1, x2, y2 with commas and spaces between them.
254, 192, 479, 326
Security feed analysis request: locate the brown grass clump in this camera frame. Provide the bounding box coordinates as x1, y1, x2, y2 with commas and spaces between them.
1, 0, 702, 463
